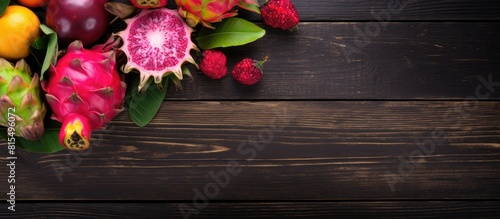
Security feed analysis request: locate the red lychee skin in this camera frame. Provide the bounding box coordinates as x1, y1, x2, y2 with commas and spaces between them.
199, 50, 227, 79
261, 0, 300, 30
232, 58, 265, 85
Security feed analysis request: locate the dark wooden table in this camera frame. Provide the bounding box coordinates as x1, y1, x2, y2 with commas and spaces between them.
2, 0, 500, 218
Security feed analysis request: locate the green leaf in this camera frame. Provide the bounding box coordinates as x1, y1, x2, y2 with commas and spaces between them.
0, 0, 9, 16
40, 24, 58, 79
126, 74, 169, 127
30, 24, 58, 80
0, 128, 65, 153
196, 18, 265, 50
31, 36, 48, 50
30, 37, 48, 69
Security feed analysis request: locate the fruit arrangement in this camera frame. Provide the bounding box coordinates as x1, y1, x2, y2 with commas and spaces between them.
0, 0, 300, 153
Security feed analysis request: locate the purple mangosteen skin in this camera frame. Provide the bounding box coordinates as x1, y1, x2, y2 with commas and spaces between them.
46, 0, 111, 47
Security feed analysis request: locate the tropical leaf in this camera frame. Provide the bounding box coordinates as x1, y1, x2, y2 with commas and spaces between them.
0, 0, 9, 16
126, 74, 169, 127
30, 24, 58, 80
0, 127, 65, 154
196, 18, 265, 50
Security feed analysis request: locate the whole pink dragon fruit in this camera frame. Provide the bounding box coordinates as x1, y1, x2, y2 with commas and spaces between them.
43, 40, 126, 150
116, 8, 198, 91
175, 0, 260, 28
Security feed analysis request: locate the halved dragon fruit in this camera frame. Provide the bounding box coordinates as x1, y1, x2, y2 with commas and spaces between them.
116, 8, 198, 91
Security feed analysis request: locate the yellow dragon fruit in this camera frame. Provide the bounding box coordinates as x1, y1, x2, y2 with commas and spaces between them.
0, 58, 46, 141
175, 0, 260, 28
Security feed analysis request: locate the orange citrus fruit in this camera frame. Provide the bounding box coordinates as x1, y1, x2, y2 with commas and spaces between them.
0, 5, 40, 60
17, 0, 49, 8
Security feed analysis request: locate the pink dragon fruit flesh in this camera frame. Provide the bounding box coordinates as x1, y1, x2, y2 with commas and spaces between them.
43, 40, 126, 150
116, 8, 198, 91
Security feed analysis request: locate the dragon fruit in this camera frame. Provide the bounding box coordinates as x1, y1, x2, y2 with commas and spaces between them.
129, 0, 167, 9
116, 8, 198, 91
43, 40, 126, 150
175, 0, 260, 28
0, 58, 46, 141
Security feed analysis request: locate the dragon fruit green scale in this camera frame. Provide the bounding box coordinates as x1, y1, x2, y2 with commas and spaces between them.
43, 40, 126, 151
175, 0, 260, 28
0, 58, 46, 141
129, 0, 168, 9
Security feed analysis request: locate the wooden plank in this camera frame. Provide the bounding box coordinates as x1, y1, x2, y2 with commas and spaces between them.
164, 22, 500, 100
2, 101, 499, 200
35, 0, 500, 23
2, 202, 500, 218
237, 0, 500, 21
30, 7, 500, 100
34, 18, 500, 100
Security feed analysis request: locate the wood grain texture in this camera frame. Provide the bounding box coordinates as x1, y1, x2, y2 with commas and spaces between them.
37, 0, 500, 23
164, 22, 500, 100
2, 202, 500, 218
238, 0, 500, 21
1, 101, 499, 200
2, 1, 500, 217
